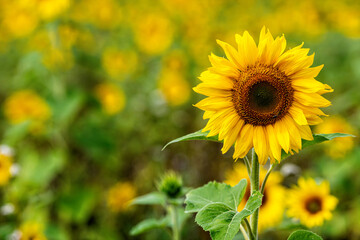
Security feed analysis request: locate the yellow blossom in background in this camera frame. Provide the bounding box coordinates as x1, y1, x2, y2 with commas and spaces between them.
94, 83, 126, 115
36, 0, 71, 20
225, 163, 285, 232
26, 30, 52, 52
158, 69, 190, 106
107, 182, 136, 213
58, 24, 79, 49
0, 152, 12, 186
133, 13, 174, 55
70, 0, 121, 29
194, 28, 333, 164
101, 48, 138, 79
42, 47, 74, 70
1, 2, 38, 39
3, 90, 51, 133
286, 177, 338, 228
19, 222, 47, 240
315, 117, 356, 159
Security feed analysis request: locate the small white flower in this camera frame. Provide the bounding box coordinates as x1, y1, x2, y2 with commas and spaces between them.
10, 164, 20, 176
0, 145, 14, 157
280, 163, 301, 177
1, 203, 15, 215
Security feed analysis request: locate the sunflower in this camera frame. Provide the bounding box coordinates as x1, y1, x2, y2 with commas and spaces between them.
225, 163, 285, 232
107, 182, 136, 213
286, 177, 338, 228
194, 27, 332, 164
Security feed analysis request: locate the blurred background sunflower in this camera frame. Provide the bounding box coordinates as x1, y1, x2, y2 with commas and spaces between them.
0, 0, 359, 239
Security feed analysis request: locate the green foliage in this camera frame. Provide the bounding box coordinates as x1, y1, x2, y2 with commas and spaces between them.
282, 133, 355, 159
131, 174, 190, 238
162, 130, 220, 150
131, 192, 167, 206
130, 217, 170, 236
288, 230, 323, 240
164, 130, 354, 160
185, 180, 263, 240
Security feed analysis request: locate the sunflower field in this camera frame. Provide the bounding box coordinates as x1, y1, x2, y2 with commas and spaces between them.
0, 0, 359, 240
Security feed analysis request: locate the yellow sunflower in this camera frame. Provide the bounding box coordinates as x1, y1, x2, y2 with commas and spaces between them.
194, 27, 333, 164
286, 177, 338, 228
107, 182, 136, 213
225, 163, 285, 232
19, 222, 47, 240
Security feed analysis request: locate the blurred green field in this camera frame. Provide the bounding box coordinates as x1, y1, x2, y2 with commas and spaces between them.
0, 0, 359, 239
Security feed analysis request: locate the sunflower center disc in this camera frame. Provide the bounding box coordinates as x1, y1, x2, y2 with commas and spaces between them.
249, 82, 279, 113
305, 197, 322, 214
232, 64, 294, 126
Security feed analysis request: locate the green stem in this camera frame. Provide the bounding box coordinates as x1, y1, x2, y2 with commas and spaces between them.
169, 205, 180, 240
250, 148, 260, 240
260, 164, 275, 194
240, 224, 250, 240
243, 218, 255, 240
243, 156, 251, 177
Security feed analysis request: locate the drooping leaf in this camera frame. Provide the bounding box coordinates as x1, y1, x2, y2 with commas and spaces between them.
287, 230, 323, 240
130, 217, 170, 236
185, 180, 247, 213
131, 192, 166, 206
185, 180, 262, 240
162, 130, 219, 150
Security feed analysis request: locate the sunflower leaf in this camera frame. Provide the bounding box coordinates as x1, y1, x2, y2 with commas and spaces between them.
281, 133, 355, 159
287, 229, 323, 240
162, 130, 218, 150
130, 217, 170, 236
185, 180, 247, 213
185, 180, 262, 240
130, 192, 166, 206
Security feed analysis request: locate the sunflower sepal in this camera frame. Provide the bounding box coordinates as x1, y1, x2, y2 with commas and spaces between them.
184, 180, 263, 240
287, 229, 323, 240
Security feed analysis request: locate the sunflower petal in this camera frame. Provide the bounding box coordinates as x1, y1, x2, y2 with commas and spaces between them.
267, 124, 281, 162
233, 124, 254, 159
274, 119, 290, 153
253, 126, 269, 164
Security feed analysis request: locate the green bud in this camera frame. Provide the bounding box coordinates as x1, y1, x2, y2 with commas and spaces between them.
157, 171, 183, 198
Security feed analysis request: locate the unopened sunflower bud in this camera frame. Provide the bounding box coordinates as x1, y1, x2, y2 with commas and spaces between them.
157, 171, 183, 198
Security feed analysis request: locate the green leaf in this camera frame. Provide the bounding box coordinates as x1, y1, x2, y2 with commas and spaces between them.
131, 192, 166, 206
282, 133, 355, 159
287, 230, 323, 240
194, 191, 262, 240
185, 180, 262, 240
163, 129, 354, 160
130, 217, 170, 236
162, 130, 219, 150
185, 180, 247, 213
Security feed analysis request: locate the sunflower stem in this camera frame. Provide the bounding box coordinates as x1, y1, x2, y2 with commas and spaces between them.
168, 205, 180, 240
250, 148, 260, 240
243, 156, 251, 176
260, 164, 275, 194
240, 224, 249, 240
243, 218, 255, 240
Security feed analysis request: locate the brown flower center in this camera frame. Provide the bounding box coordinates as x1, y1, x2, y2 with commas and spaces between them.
305, 197, 322, 214
232, 63, 293, 126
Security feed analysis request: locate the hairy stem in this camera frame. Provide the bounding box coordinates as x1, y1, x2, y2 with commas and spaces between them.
260, 164, 275, 194
169, 205, 180, 240
250, 148, 260, 240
